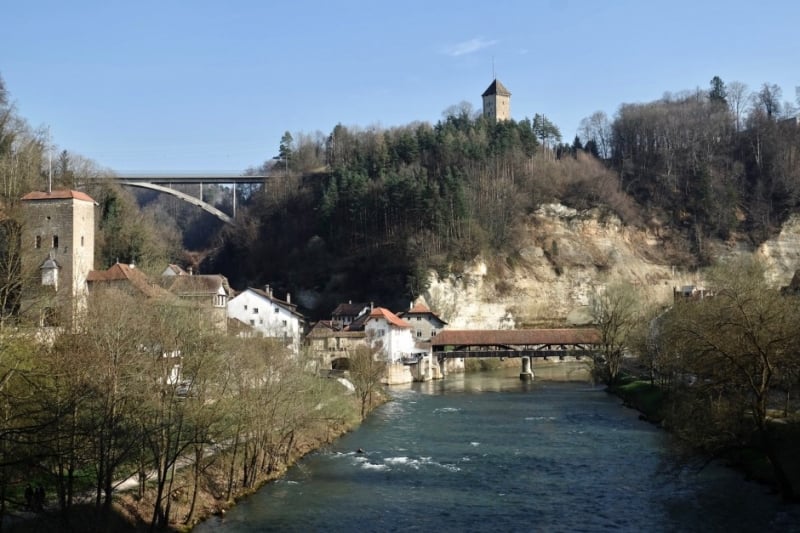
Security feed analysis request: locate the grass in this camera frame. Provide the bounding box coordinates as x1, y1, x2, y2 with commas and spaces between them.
611, 379, 665, 423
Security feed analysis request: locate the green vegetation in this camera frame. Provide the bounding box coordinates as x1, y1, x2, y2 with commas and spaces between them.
0, 289, 362, 530
635, 257, 800, 501
611, 379, 665, 423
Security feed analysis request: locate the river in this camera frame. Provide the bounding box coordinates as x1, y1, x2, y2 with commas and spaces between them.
195, 367, 800, 532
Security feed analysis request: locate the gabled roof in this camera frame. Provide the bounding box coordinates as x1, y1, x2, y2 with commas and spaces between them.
482, 79, 511, 97
163, 264, 188, 276
306, 320, 366, 339
366, 307, 411, 329
161, 274, 230, 296
21, 190, 95, 203
332, 302, 369, 318
431, 328, 601, 348
399, 301, 448, 325
87, 263, 172, 299
237, 287, 306, 321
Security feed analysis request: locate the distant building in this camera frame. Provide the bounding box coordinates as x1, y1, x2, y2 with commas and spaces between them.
304, 320, 366, 371
87, 261, 172, 299
160, 270, 231, 330
398, 300, 447, 342
364, 307, 417, 364
227, 286, 306, 354
331, 301, 370, 330
482, 79, 511, 123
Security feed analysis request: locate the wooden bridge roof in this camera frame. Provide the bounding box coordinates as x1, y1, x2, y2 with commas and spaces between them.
431, 328, 601, 348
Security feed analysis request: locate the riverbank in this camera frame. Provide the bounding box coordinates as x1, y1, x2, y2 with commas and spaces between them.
609, 378, 800, 502
6, 388, 386, 532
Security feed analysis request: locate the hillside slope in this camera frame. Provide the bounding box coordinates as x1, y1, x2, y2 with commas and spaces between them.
423, 204, 800, 329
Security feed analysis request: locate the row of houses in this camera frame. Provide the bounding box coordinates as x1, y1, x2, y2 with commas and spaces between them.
20, 189, 456, 383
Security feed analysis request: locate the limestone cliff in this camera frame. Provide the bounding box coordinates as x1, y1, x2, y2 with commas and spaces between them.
423, 204, 800, 330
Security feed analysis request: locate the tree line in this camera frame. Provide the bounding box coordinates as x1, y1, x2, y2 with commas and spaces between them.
0, 287, 358, 530
590, 257, 800, 502
212, 76, 799, 316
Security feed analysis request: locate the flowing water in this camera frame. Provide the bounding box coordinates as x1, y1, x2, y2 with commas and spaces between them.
195, 368, 800, 532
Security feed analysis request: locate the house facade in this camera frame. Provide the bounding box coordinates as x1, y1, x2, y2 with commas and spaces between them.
399, 300, 447, 342
160, 272, 231, 330
363, 307, 417, 364
304, 320, 366, 371
227, 286, 306, 353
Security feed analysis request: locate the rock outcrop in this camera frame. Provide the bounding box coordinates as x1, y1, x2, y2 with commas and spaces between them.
424, 204, 800, 330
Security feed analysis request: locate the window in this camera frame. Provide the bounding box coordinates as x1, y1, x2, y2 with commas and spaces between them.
416, 330, 422, 337
282, 320, 287, 326
253, 308, 258, 314
81, 236, 84, 247
431, 331, 437, 337
377, 329, 385, 337
274, 306, 279, 313
52, 235, 59, 249
35, 236, 41, 249
244, 305, 248, 310
249, 319, 255, 326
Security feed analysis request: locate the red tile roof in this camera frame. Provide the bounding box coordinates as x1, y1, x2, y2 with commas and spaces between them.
368, 307, 411, 329
21, 190, 95, 203
88, 263, 171, 298
400, 301, 448, 325
431, 329, 601, 348
408, 301, 431, 314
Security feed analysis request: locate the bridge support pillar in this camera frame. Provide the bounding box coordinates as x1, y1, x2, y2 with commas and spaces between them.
438, 357, 447, 378
520, 356, 534, 381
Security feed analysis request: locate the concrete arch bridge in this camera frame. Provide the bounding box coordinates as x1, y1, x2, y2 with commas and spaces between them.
85, 174, 274, 224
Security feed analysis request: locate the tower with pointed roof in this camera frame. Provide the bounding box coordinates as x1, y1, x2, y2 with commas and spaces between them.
482, 79, 511, 123
20, 190, 96, 326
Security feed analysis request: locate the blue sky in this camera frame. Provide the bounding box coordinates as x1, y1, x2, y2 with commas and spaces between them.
1, 0, 798, 173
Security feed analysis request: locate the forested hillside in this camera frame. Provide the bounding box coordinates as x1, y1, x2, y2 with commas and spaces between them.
2, 73, 799, 319
210, 79, 800, 317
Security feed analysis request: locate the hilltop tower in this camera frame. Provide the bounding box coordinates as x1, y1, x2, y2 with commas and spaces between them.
482, 79, 511, 123
20, 190, 96, 326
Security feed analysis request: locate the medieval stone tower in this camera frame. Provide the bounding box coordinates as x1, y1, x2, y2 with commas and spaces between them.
21, 190, 96, 326
482, 79, 511, 123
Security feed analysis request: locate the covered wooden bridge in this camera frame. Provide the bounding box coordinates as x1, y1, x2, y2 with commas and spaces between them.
431, 328, 601, 380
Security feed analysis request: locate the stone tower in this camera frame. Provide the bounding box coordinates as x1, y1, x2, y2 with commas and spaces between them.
20, 190, 96, 326
482, 79, 511, 123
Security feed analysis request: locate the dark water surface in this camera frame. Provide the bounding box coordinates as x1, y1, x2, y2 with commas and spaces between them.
195, 369, 800, 532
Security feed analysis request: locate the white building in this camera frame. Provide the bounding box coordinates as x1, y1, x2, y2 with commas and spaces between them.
227, 286, 306, 354
364, 307, 418, 364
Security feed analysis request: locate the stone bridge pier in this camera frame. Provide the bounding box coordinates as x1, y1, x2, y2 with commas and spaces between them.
520, 356, 534, 381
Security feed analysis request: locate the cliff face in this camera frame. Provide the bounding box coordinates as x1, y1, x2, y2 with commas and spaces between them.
423, 204, 800, 330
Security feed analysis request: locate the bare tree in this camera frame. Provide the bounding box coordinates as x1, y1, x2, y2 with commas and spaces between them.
659, 257, 800, 501
579, 111, 612, 159
590, 282, 646, 385
727, 81, 750, 132
348, 343, 386, 419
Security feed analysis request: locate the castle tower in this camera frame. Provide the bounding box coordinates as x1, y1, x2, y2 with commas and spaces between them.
20, 190, 96, 326
482, 79, 511, 123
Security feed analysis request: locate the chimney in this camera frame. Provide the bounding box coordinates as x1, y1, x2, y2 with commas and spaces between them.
286, 292, 291, 304
410, 301, 413, 311
129, 260, 136, 269
188, 266, 193, 276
